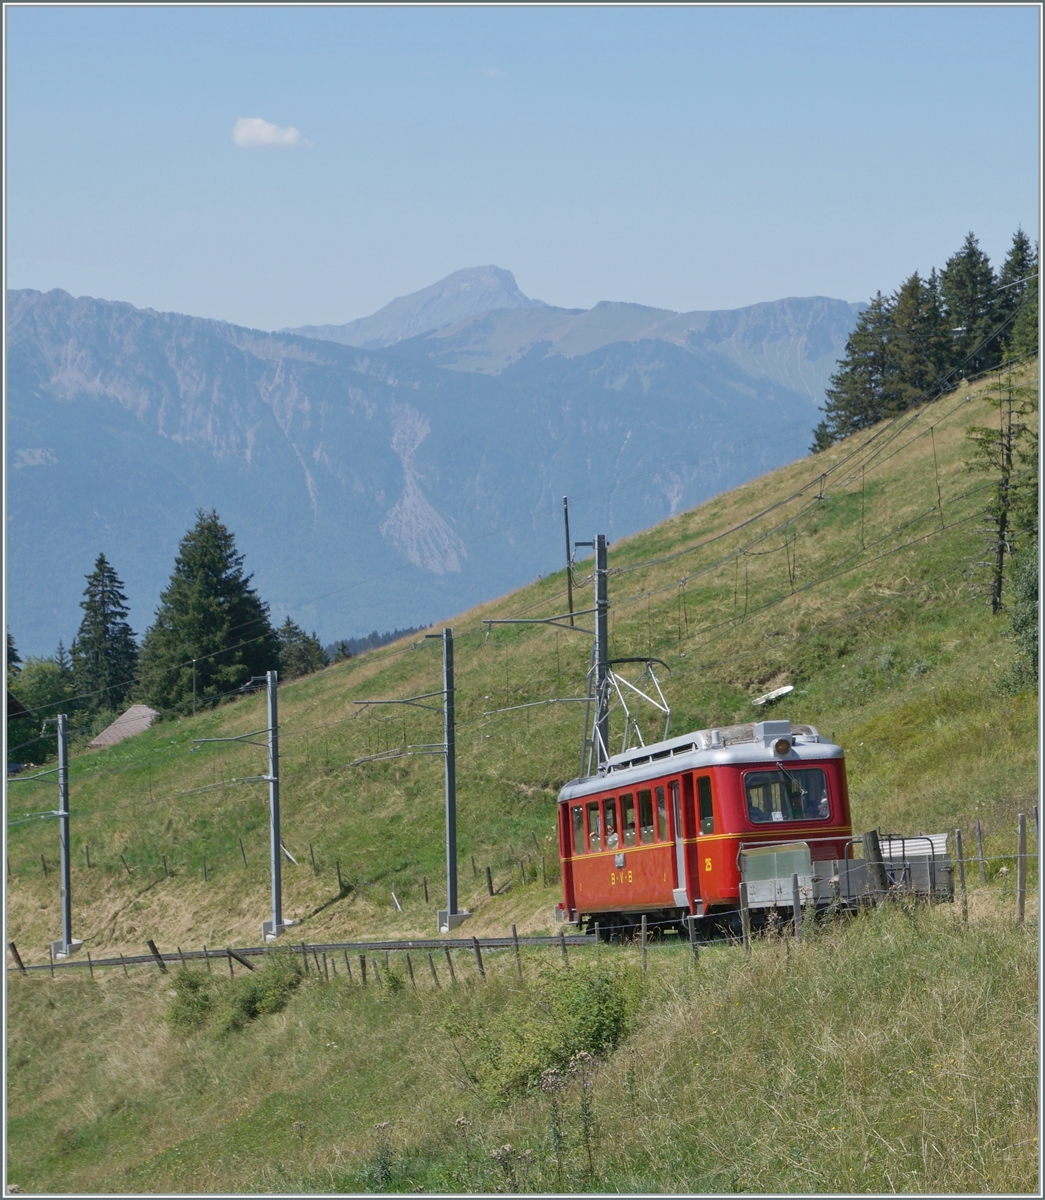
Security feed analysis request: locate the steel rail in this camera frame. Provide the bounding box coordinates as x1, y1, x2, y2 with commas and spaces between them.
7, 932, 596, 973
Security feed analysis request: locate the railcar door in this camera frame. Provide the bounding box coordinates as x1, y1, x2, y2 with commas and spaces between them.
670, 778, 689, 909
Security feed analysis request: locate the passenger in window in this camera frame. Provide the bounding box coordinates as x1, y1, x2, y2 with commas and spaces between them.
605, 798, 619, 849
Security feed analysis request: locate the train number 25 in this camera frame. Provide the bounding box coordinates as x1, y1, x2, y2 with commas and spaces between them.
609, 870, 633, 886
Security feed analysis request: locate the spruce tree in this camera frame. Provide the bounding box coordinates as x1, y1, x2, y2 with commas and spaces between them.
964, 366, 1037, 613
940, 232, 999, 375
7, 630, 21, 676
70, 553, 139, 712
811, 293, 894, 450
1004, 236, 1038, 361
996, 227, 1035, 343
277, 617, 327, 680
885, 270, 951, 412
135, 510, 279, 711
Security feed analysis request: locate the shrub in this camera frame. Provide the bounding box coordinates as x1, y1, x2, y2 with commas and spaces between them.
214, 952, 303, 1034
462, 965, 639, 1104
166, 970, 214, 1034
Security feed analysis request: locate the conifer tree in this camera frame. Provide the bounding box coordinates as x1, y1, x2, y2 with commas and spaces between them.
964, 365, 1037, 613
70, 553, 139, 712
885, 270, 951, 412
1004, 236, 1038, 361
811, 293, 894, 450
996, 227, 1035, 346
940, 232, 999, 375
7, 630, 21, 676
135, 510, 279, 711
277, 617, 327, 680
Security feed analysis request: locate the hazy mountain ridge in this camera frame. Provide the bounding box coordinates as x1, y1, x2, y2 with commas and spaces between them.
286, 269, 862, 405
287, 265, 547, 349
7, 280, 859, 657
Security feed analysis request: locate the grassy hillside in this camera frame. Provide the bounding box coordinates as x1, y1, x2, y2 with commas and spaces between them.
7, 362, 1037, 955
6, 362, 1038, 1193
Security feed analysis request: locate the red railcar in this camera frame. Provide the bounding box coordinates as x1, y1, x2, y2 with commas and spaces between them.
555, 719, 851, 935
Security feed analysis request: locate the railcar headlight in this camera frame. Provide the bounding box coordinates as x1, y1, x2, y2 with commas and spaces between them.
773, 737, 792, 757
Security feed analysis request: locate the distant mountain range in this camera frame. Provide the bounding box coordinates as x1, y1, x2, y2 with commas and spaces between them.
6, 269, 862, 657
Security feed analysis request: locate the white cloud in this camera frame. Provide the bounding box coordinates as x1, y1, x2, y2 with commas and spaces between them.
232, 117, 303, 149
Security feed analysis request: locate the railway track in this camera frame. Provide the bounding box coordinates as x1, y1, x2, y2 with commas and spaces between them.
7, 932, 596, 974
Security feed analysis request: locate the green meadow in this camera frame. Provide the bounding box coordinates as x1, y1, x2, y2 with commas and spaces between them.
6, 363, 1038, 1192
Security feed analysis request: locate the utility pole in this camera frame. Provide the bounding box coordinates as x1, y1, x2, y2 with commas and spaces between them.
263, 670, 285, 940
51, 715, 82, 959
436, 628, 469, 932
594, 534, 610, 770
563, 496, 574, 626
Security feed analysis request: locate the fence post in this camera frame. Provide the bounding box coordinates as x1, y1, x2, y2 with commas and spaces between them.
343, 950, 352, 980
542, 856, 547, 886
406, 953, 416, 988
739, 882, 752, 956
301, 943, 309, 974
519, 860, 526, 885
120, 855, 132, 876
163, 854, 168, 879
472, 936, 485, 979
471, 854, 477, 880
1016, 813, 1027, 926
85, 844, 91, 869
974, 818, 987, 884
863, 830, 890, 900
87, 950, 94, 979
485, 866, 494, 897
227, 949, 234, 977
41, 853, 48, 877
443, 946, 457, 983
428, 951, 440, 987
203, 944, 212, 973
423, 875, 429, 903
336, 860, 344, 893
687, 914, 699, 964
954, 829, 968, 923
240, 838, 248, 867
511, 923, 523, 979
120, 951, 128, 977
8, 942, 26, 974
559, 929, 569, 966
359, 955, 367, 987
49, 944, 54, 978
791, 873, 803, 942
641, 915, 648, 973
146, 939, 167, 973
203, 854, 208, 882
309, 843, 317, 876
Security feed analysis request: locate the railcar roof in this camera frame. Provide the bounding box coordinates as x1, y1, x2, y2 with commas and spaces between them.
557, 719, 843, 803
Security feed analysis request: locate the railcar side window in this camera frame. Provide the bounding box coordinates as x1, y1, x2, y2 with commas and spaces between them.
652, 787, 671, 844
621, 794, 637, 846
638, 789, 654, 843
697, 775, 714, 835
605, 798, 619, 849
587, 801, 602, 852
572, 805, 586, 853
744, 768, 830, 824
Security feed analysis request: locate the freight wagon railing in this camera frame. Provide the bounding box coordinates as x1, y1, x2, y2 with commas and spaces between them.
739, 832, 955, 910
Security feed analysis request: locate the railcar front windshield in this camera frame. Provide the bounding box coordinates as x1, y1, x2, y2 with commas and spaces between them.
744, 767, 830, 823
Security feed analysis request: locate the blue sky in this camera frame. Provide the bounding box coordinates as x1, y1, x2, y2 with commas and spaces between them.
5, 4, 1040, 330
